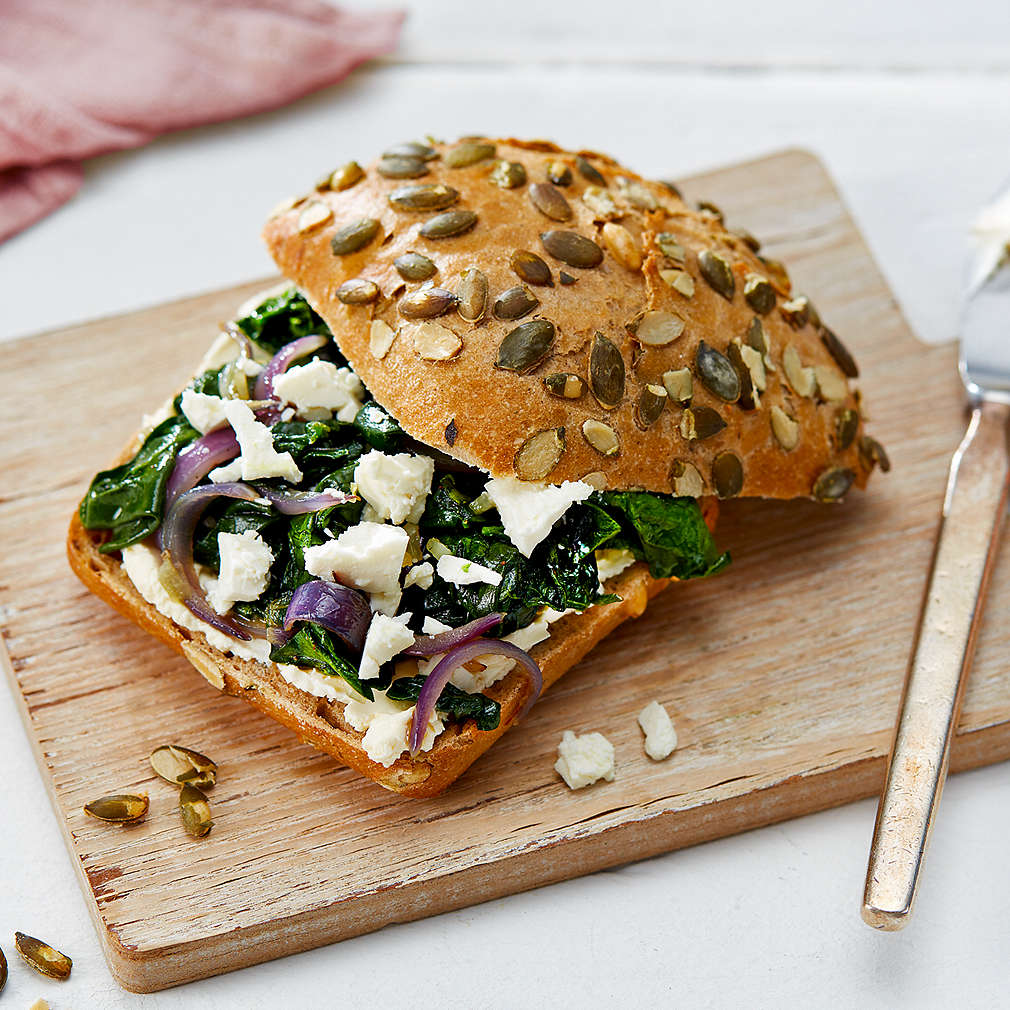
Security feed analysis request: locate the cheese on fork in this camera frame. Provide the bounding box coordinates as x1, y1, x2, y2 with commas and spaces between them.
484, 477, 594, 557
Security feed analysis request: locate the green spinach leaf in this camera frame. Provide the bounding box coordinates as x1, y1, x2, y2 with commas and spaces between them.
270, 623, 371, 699
235, 289, 334, 355
385, 675, 500, 731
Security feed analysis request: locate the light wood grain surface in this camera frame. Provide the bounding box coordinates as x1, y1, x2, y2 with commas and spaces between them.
3, 148, 1008, 992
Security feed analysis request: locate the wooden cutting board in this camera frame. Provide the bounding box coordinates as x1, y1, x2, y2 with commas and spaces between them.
3, 149, 1009, 993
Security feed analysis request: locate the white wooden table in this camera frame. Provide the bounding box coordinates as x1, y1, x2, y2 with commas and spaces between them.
2, 2, 1009, 1005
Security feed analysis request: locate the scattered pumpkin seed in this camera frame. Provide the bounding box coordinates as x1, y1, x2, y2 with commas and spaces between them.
456, 268, 488, 322
813, 467, 855, 502
179, 783, 213, 838
815, 363, 849, 403
696, 341, 741, 402
559, 271, 577, 285
727, 340, 765, 409
514, 427, 565, 480
394, 251, 437, 281
83, 793, 149, 823
511, 249, 554, 286
369, 319, 397, 359
543, 372, 586, 399
297, 202, 333, 234
601, 222, 641, 270
337, 278, 380, 305
446, 141, 496, 168
582, 419, 620, 456
420, 210, 478, 239
318, 161, 364, 192
547, 160, 572, 186
412, 321, 463, 360
859, 435, 891, 473
589, 333, 626, 408
377, 156, 429, 179
330, 217, 380, 256
759, 255, 792, 294
489, 159, 527, 189
697, 199, 725, 223
743, 273, 775, 314
770, 405, 800, 451
698, 250, 736, 300
388, 183, 459, 212
780, 296, 811, 328
681, 406, 726, 442
529, 182, 573, 221
399, 286, 456, 319
496, 319, 555, 373
150, 744, 217, 788
540, 229, 603, 268
783, 344, 817, 397
659, 269, 695, 297
627, 309, 685, 347
582, 186, 621, 219
670, 460, 704, 497
731, 226, 761, 252
14, 934, 71, 981
712, 452, 744, 498
493, 284, 539, 320
821, 326, 860, 378
383, 141, 437, 161
662, 367, 693, 404
616, 176, 658, 211
656, 232, 686, 263
575, 155, 606, 186
835, 408, 859, 451
636, 384, 668, 428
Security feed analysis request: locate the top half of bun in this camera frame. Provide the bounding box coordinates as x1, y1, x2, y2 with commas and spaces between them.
262, 136, 886, 501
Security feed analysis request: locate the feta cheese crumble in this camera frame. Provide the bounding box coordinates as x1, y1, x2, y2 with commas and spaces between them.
404, 561, 434, 590
358, 612, 415, 681
180, 389, 229, 434
554, 730, 616, 789
637, 701, 678, 760
436, 553, 503, 587
206, 530, 274, 615
484, 477, 595, 557
596, 547, 636, 582
272, 359, 364, 423
222, 400, 302, 483
422, 616, 452, 635
353, 450, 434, 525
303, 522, 408, 615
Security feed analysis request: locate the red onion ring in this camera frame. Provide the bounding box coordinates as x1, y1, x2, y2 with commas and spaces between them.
277, 580, 371, 653
402, 613, 504, 657
162, 482, 268, 640
254, 334, 329, 401
165, 427, 240, 513
409, 638, 542, 754
223, 321, 257, 362
253, 486, 357, 515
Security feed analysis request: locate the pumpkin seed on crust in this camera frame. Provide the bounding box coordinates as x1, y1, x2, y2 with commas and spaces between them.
511, 249, 554, 286
698, 250, 735, 300
496, 319, 555, 373
589, 332, 625, 408
456, 268, 488, 322
656, 233, 686, 263
547, 161, 573, 186
859, 435, 891, 473
319, 161, 364, 191
601, 222, 641, 270
493, 284, 539, 320
383, 141, 437, 161
399, 286, 456, 320
582, 419, 620, 456
490, 159, 527, 189
813, 467, 856, 502
575, 155, 606, 186
636, 384, 668, 428
659, 269, 694, 297
388, 183, 459, 212
680, 406, 725, 442
330, 217, 380, 256
529, 182, 573, 221
780, 296, 811, 328
821, 325, 860, 378
670, 459, 704, 497
544, 373, 586, 399
446, 141, 496, 168
835, 408, 859, 451
662, 367, 693, 404
696, 341, 741, 402
420, 210, 478, 239
743, 273, 776, 314
297, 202, 333, 233
712, 452, 744, 498
540, 230, 604, 269
394, 251, 437, 281
377, 156, 430, 179
337, 279, 380, 305
514, 427, 566, 480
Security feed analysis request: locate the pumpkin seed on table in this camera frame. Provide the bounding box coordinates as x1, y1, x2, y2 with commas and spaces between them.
489, 159, 527, 189
636, 384, 668, 428
543, 373, 586, 399
456, 268, 488, 322
83, 793, 149, 823
383, 141, 438, 161
671, 459, 704, 497
496, 319, 555, 373
399, 286, 456, 320
601, 222, 641, 271
835, 408, 859, 451
582, 419, 620, 456
445, 141, 496, 168
14, 933, 72, 981
628, 310, 685, 347
696, 341, 741, 402
388, 183, 459, 211
659, 269, 694, 297
420, 210, 478, 239
528, 182, 573, 221
317, 161, 364, 192
540, 230, 604, 268
589, 333, 625, 408
412, 321, 463, 360
656, 232, 686, 263
698, 250, 736, 300
770, 405, 800, 451
575, 155, 606, 186
662, 367, 693, 404
514, 427, 566, 480
859, 435, 891, 473
330, 217, 380, 256
712, 452, 744, 498
813, 467, 855, 502
297, 202, 333, 234
547, 161, 572, 186
369, 319, 397, 360
821, 326, 860, 377
377, 156, 430, 179
510, 249, 554, 286
394, 252, 437, 281
582, 186, 621, 220
680, 406, 726, 442
493, 284, 539, 320
179, 783, 213, 838
337, 279, 380, 305
744, 273, 776, 314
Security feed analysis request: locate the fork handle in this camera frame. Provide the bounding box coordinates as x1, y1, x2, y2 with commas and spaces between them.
862, 398, 1010, 930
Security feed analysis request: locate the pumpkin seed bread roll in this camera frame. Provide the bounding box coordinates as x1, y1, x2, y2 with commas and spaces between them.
263, 137, 887, 502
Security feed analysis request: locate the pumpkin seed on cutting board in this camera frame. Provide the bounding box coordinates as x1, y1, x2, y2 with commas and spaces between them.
83, 793, 150, 823
150, 744, 218, 789
179, 783, 213, 838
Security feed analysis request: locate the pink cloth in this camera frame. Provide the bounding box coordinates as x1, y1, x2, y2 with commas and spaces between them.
0, 0, 403, 242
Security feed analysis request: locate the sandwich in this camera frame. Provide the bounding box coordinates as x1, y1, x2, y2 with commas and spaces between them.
68, 136, 888, 797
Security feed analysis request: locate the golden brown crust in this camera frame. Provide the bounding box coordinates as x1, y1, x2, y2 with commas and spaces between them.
67, 512, 668, 798
262, 136, 874, 501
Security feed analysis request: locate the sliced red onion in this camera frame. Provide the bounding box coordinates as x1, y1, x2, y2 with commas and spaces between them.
253, 486, 357, 515
402, 613, 504, 657
223, 320, 257, 361
162, 482, 267, 641
409, 638, 542, 754
254, 334, 329, 401
165, 427, 240, 513
278, 580, 371, 653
